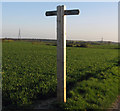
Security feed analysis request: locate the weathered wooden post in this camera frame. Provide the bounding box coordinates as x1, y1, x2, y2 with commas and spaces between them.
45, 5, 80, 103
57, 5, 66, 103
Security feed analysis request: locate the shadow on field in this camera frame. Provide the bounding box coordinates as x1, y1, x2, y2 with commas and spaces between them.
66, 64, 116, 98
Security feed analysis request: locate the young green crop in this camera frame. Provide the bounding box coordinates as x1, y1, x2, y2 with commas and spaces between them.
2, 41, 119, 110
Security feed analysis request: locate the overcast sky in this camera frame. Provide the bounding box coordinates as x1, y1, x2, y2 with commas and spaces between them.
2, 2, 118, 41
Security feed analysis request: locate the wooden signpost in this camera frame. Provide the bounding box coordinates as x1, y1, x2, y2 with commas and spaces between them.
45, 5, 80, 103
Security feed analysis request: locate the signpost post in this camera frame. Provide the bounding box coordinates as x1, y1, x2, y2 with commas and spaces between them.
45, 5, 80, 103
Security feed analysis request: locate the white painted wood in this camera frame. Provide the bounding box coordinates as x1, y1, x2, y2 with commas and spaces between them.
57, 5, 66, 103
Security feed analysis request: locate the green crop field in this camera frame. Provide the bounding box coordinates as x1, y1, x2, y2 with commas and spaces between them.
2, 40, 120, 110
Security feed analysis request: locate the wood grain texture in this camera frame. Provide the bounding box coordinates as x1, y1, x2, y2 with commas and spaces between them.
45, 5, 79, 103
57, 5, 66, 103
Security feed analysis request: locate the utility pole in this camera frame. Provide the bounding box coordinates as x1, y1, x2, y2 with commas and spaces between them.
18, 28, 21, 40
